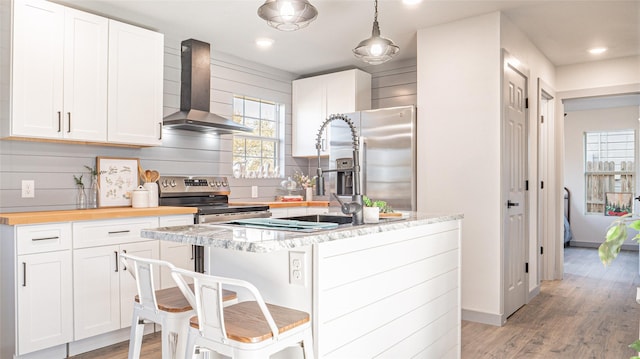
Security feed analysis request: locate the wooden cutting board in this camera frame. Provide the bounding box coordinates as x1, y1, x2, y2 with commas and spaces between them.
380, 212, 403, 218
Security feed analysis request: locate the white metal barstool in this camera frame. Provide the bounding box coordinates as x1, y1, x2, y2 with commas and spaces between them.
171, 267, 314, 359
120, 253, 237, 359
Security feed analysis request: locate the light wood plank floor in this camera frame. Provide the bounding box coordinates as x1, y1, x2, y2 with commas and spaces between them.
463, 247, 640, 358
72, 247, 639, 359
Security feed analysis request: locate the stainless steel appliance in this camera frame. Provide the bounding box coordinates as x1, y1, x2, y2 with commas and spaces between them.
329, 105, 416, 211
335, 157, 354, 196
157, 175, 270, 271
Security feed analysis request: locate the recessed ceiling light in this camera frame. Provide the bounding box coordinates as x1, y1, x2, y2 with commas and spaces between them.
403, 0, 423, 4
588, 47, 607, 55
256, 37, 274, 49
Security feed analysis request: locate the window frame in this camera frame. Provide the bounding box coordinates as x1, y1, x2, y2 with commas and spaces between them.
232, 95, 284, 179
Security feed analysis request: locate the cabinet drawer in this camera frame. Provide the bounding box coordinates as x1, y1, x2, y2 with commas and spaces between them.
17, 223, 72, 255
73, 217, 159, 248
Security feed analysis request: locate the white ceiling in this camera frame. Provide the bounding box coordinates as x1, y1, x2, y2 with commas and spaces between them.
59, 0, 639, 76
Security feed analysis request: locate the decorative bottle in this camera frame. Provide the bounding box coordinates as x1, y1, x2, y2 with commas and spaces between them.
76, 186, 87, 209
87, 176, 98, 208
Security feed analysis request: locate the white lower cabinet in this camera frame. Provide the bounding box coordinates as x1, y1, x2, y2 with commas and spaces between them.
72, 217, 160, 340
158, 215, 195, 288
15, 223, 73, 355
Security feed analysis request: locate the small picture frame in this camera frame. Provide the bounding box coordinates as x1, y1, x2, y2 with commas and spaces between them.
97, 157, 140, 207
604, 192, 633, 216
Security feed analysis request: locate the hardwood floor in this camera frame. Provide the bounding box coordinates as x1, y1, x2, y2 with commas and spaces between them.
462, 247, 640, 358
72, 247, 640, 359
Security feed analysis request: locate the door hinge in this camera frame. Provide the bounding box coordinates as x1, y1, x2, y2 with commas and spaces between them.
525, 262, 529, 273
541, 181, 544, 189
525, 98, 529, 109
541, 115, 544, 124
541, 246, 544, 255
525, 180, 529, 191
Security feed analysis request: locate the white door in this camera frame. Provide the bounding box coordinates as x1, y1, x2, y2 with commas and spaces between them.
119, 241, 159, 327
503, 60, 528, 318
17, 251, 73, 355
73, 245, 121, 340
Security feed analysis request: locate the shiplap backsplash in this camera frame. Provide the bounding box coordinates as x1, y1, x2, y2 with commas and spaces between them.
0, 33, 416, 213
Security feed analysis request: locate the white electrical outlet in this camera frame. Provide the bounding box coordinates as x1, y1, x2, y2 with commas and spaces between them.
21, 180, 35, 198
289, 251, 306, 286
251, 186, 258, 198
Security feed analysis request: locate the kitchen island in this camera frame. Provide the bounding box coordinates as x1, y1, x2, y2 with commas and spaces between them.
142, 212, 463, 358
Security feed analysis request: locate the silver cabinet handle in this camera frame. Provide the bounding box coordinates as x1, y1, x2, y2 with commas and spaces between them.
67, 112, 71, 133
121, 249, 127, 271
57, 111, 62, 132
22, 262, 26, 287
507, 200, 520, 208
108, 230, 130, 235
158, 122, 163, 140
114, 251, 119, 272
32, 236, 59, 241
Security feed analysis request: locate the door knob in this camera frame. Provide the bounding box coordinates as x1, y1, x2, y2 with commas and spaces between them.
507, 200, 519, 208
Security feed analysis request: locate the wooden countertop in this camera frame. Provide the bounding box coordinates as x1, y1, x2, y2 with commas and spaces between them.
230, 201, 329, 209
0, 206, 197, 225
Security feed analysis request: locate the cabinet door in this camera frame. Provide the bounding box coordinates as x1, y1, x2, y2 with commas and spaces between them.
159, 215, 195, 289
12, 0, 65, 138
119, 241, 159, 328
73, 245, 120, 340
107, 20, 164, 146
17, 251, 73, 355
63, 7, 108, 141
292, 76, 327, 157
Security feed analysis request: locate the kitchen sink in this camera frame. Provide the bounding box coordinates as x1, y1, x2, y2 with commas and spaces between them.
280, 214, 354, 225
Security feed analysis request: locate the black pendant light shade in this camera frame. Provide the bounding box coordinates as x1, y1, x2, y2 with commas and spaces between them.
258, 0, 318, 31
353, 0, 400, 65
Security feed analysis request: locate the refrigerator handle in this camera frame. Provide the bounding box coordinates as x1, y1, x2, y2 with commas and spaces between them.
360, 137, 366, 195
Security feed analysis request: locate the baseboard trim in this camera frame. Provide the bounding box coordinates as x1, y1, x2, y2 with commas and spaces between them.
528, 285, 541, 302
462, 308, 505, 327
569, 240, 639, 251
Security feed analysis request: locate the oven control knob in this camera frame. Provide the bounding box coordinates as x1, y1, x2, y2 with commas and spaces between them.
161, 180, 168, 187
209, 182, 215, 187
170, 180, 177, 187
221, 181, 228, 187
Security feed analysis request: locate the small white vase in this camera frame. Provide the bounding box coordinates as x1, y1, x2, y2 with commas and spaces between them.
305, 187, 313, 201
363, 207, 380, 224
143, 182, 159, 207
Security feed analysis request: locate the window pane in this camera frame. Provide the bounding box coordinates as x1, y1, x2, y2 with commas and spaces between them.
244, 118, 260, 135
262, 102, 275, 121
233, 138, 245, 155
246, 158, 261, 172
245, 98, 260, 119
261, 120, 276, 138
246, 139, 261, 157
233, 97, 244, 117
262, 140, 275, 158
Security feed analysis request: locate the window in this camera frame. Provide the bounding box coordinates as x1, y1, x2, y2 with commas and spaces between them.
584, 130, 635, 214
232, 96, 283, 178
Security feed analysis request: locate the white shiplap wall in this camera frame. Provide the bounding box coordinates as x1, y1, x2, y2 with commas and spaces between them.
0, 33, 416, 213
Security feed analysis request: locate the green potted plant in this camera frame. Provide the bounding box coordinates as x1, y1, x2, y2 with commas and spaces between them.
599, 214, 640, 358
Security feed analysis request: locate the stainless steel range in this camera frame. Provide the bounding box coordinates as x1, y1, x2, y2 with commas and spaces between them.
158, 175, 271, 223
157, 175, 271, 272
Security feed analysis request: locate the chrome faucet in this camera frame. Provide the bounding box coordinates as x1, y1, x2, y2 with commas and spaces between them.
315, 114, 363, 225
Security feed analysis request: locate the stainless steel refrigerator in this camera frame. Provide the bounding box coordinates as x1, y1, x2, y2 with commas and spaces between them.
329, 105, 416, 211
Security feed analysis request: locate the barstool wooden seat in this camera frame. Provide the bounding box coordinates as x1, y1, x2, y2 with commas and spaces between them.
171, 267, 314, 359
121, 253, 237, 359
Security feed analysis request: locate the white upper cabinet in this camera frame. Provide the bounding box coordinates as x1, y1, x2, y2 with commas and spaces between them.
292, 69, 371, 157
107, 20, 164, 146
8, 0, 163, 147
12, 0, 108, 141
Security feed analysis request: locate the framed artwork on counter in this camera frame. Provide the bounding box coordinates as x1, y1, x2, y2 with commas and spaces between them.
96, 157, 140, 207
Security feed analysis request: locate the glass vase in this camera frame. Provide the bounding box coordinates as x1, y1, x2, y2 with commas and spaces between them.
76, 186, 87, 209
88, 176, 98, 209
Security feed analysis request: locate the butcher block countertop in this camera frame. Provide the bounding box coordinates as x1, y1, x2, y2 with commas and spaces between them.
229, 201, 329, 208
0, 206, 197, 225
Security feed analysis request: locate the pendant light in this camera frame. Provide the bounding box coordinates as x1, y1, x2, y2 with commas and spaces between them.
353, 0, 400, 65
257, 0, 318, 31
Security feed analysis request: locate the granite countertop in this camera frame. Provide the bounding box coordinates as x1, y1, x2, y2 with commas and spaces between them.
0, 206, 197, 225
141, 212, 463, 253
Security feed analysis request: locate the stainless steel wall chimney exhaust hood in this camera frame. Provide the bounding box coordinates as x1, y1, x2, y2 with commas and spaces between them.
163, 39, 252, 134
